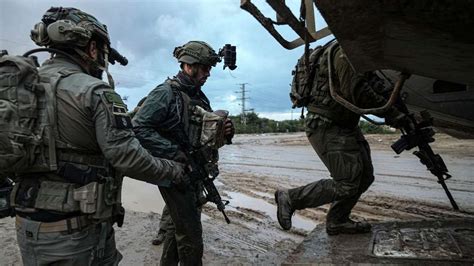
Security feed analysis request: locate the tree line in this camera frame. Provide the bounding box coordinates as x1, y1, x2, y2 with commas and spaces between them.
230, 112, 395, 134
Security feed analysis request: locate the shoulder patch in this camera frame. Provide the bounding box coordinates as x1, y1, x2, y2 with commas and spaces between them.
103, 91, 126, 106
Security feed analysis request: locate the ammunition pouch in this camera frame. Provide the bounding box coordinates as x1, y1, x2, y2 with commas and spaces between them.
90, 176, 121, 221
34, 180, 81, 212
191, 105, 228, 150
73, 181, 98, 214
10, 167, 122, 222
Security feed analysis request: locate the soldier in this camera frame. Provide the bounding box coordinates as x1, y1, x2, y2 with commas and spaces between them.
0, 7, 185, 265
129, 97, 171, 246
132, 41, 235, 265
275, 40, 408, 235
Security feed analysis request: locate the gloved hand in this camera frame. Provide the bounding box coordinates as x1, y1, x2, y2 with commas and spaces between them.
385, 110, 413, 130
224, 118, 235, 144
172, 150, 188, 164
171, 162, 191, 190
214, 110, 234, 144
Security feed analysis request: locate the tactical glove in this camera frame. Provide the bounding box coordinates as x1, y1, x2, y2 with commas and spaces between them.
385, 109, 413, 130
171, 162, 191, 190
224, 118, 235, 144
172, 150, 189, 164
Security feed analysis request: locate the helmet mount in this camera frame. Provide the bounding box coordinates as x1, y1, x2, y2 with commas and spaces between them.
173, 41, 237, 70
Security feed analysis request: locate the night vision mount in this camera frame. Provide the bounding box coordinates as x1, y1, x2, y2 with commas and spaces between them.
219, 44, 237, 70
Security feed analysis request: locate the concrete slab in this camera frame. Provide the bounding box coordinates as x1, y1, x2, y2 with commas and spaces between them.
284, 219, 474, 265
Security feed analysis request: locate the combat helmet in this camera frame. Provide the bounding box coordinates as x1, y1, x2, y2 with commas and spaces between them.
173, 41, 221, 67
29, 7, 127, 87
30, 7, 110, 49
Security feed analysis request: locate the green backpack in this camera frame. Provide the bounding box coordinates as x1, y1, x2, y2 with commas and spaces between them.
0, 52, 62, 175
289, 45, 325, 108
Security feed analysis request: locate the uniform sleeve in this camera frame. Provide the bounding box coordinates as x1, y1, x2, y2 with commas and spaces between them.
91, 86, 180, 186
132, 85, 181, 159
333, 46, 403, 119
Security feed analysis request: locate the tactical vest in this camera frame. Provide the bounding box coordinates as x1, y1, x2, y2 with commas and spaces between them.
166, 79, 224, 175
3, 56, 122, 223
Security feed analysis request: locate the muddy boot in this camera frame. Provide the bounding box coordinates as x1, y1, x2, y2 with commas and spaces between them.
326, 219, 372, 236
152, 229, 167, 245
275, 190, 294, 230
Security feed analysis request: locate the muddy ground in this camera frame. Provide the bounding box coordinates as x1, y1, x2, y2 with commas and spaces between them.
1, 132, 473, 265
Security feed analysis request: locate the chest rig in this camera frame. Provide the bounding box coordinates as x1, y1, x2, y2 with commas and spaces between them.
167, 79, 226, 176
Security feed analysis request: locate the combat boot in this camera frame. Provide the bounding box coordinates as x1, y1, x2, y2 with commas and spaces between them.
326, 218, 372, 236
275, 189, 294, 230
152, 229, 167, 245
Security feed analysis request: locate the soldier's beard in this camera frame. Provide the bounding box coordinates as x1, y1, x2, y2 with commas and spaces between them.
190, 67, 207, 87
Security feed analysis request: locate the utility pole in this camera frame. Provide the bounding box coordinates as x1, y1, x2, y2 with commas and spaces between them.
235, 83, 252, 125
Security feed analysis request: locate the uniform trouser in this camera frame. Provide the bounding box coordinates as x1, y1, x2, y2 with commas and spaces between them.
158, 185, 203, 266
159, 204, 174, 232
288, 123, 375, 224
16, 217, 122, 266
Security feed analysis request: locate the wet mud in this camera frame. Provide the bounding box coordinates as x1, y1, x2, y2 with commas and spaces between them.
1, 132, 473, 265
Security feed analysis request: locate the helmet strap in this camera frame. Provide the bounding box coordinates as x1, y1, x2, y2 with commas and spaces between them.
102, 50, 115, 89
73, 46, 114, 89
73, 47, 95, 75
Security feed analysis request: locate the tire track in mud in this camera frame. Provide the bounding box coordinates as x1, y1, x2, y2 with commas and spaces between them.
357, 195, 474, 220
220, 161, 328, 173
221, 161, 474, 193
218, 171, 474, 230
200, 195, 304, 265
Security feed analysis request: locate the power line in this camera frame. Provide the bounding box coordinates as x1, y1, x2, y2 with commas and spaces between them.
235, 83, 253, 125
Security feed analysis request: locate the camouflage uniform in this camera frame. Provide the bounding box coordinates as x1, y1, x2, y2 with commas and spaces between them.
133, 71, 215, 265
277, 41, 404, 233
2, 7, 183, 265
133, 40, 232, 265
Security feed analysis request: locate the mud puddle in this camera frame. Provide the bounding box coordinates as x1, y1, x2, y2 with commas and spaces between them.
226, 191, 317, 231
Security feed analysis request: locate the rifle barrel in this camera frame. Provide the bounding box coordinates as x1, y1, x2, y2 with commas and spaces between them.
417, 141, 460, 210
438, 177, 460, 210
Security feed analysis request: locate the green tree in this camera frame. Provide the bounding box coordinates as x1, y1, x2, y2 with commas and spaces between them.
229, 112, 305, 134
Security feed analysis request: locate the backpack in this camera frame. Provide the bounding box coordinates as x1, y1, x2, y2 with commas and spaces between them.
289, 45, 326, 108
0, 53, 63, 175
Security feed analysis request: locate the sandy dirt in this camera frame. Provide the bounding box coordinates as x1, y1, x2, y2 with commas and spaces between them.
1, 132, 473, 265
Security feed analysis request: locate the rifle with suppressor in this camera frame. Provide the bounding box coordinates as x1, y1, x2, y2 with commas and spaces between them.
391, 109, 459, 210
186, 148, 231, 224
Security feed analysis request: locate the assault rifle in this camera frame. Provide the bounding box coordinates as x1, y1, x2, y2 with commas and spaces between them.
391, 110, 459, 210
186, 148, 231, 224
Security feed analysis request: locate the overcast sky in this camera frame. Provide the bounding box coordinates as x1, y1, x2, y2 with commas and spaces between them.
1, 0, 332, 120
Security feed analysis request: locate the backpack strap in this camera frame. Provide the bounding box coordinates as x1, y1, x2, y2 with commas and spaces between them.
41, 69, 80, 170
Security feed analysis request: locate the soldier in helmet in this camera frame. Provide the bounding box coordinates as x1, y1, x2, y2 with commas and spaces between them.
3, 7, 185, 265
275, 40, 410, 235
132, 41, 235, 265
